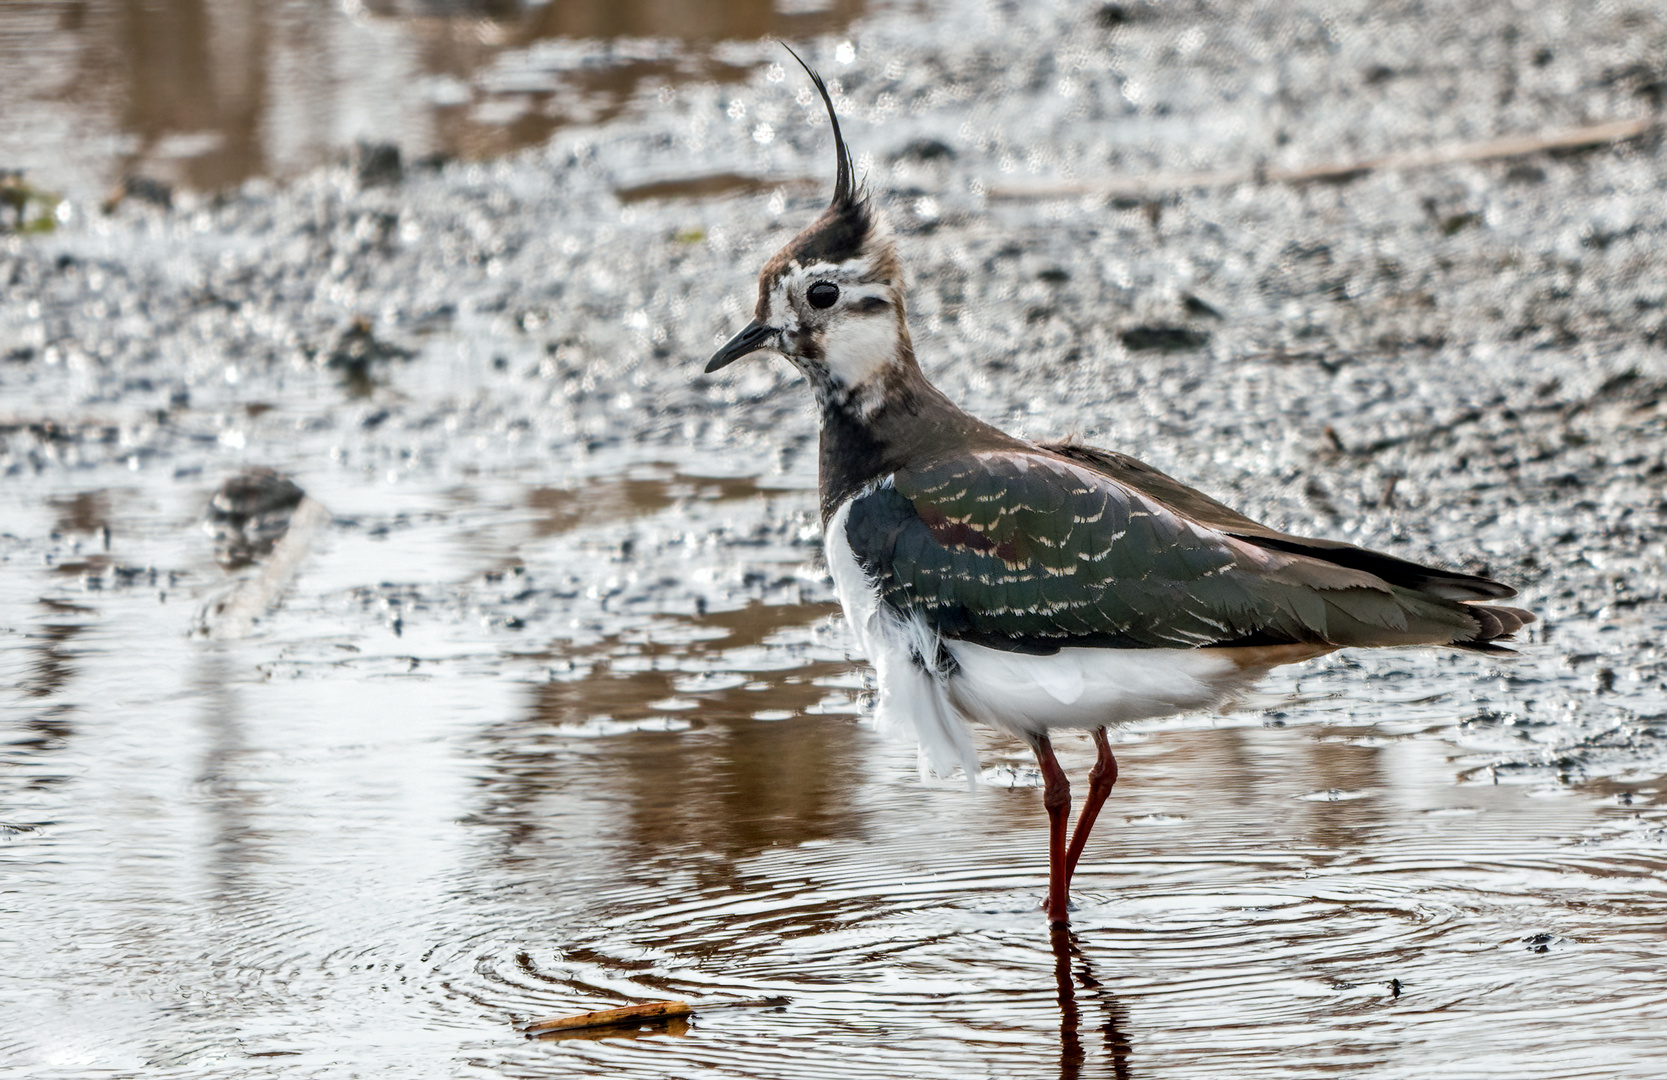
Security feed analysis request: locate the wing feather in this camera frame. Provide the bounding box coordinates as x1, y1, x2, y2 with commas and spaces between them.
1045, 440, 1522, 602
843, 449, 1527, 654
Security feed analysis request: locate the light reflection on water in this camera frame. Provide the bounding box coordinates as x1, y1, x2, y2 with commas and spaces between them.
0, 0, 865, 199
1, 464, 1664, 1078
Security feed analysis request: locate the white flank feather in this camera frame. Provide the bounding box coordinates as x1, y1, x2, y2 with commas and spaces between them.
826, 496, 980, 781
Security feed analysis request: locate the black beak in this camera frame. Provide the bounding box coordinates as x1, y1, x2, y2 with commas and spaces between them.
705, 320, 776, 373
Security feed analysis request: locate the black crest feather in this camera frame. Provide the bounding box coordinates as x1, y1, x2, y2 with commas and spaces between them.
782, 43, 855, 208
771, 43, 873, 271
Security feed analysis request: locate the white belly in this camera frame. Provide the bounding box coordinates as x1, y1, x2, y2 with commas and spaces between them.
941, 639, 1253, 736
824, 497, 1267, 779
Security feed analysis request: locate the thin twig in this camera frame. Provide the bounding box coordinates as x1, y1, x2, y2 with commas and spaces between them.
523, 1001, 692, 1034
521, 995, 789, 1034
988, 117, 1658, 201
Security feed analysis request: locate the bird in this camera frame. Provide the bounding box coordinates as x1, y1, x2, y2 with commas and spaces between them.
704, 52, 1534, 926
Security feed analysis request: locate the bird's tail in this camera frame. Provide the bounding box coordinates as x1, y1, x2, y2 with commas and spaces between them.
1454, 602, 1537, 652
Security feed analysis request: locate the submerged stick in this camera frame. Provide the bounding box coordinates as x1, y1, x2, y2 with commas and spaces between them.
523, 1001, 692, 1034
521, 995, 789, 1035
989, 117, 1658, 201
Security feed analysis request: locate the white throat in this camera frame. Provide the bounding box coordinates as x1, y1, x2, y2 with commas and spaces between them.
821, 315, 903, 410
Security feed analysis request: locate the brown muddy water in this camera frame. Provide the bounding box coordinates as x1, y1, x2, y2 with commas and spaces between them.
5, 0, 1667, 1077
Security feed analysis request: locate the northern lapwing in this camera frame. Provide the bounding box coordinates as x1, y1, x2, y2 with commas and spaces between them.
705, 53, 1533, 926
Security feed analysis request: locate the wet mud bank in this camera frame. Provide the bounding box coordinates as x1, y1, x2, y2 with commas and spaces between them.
3, 1, 1666, 1076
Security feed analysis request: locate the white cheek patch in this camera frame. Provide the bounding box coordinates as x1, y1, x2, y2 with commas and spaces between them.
821, 311, 899, 389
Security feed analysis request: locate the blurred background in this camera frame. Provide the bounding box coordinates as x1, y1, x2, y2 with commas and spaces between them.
1, 0, 862, 199
2, 2, 1666, 1078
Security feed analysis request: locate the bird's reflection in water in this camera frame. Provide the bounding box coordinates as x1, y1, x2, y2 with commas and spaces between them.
1051, 926, 1132, 1080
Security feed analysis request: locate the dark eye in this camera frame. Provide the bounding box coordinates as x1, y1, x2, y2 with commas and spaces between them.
807, 281, 840, 309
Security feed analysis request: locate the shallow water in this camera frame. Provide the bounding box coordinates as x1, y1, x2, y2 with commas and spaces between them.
3, 461, 1664, 1078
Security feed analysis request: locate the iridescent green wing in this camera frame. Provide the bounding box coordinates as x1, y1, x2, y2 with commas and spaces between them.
843, 451, 1488, 652
1043, 441, 1518, 602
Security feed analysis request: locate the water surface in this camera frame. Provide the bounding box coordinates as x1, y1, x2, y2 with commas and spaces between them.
0, 0, 863, 199
3, 462, 1663, 1079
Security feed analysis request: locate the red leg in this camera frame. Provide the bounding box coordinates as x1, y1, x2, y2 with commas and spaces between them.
1064, 727, 1118, 882
1033, 735, 1072, 924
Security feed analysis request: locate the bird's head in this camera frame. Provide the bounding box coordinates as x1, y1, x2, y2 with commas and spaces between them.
706, 50, 913, 414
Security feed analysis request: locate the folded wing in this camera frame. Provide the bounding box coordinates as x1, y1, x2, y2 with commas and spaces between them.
843, 448, 1532, 656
